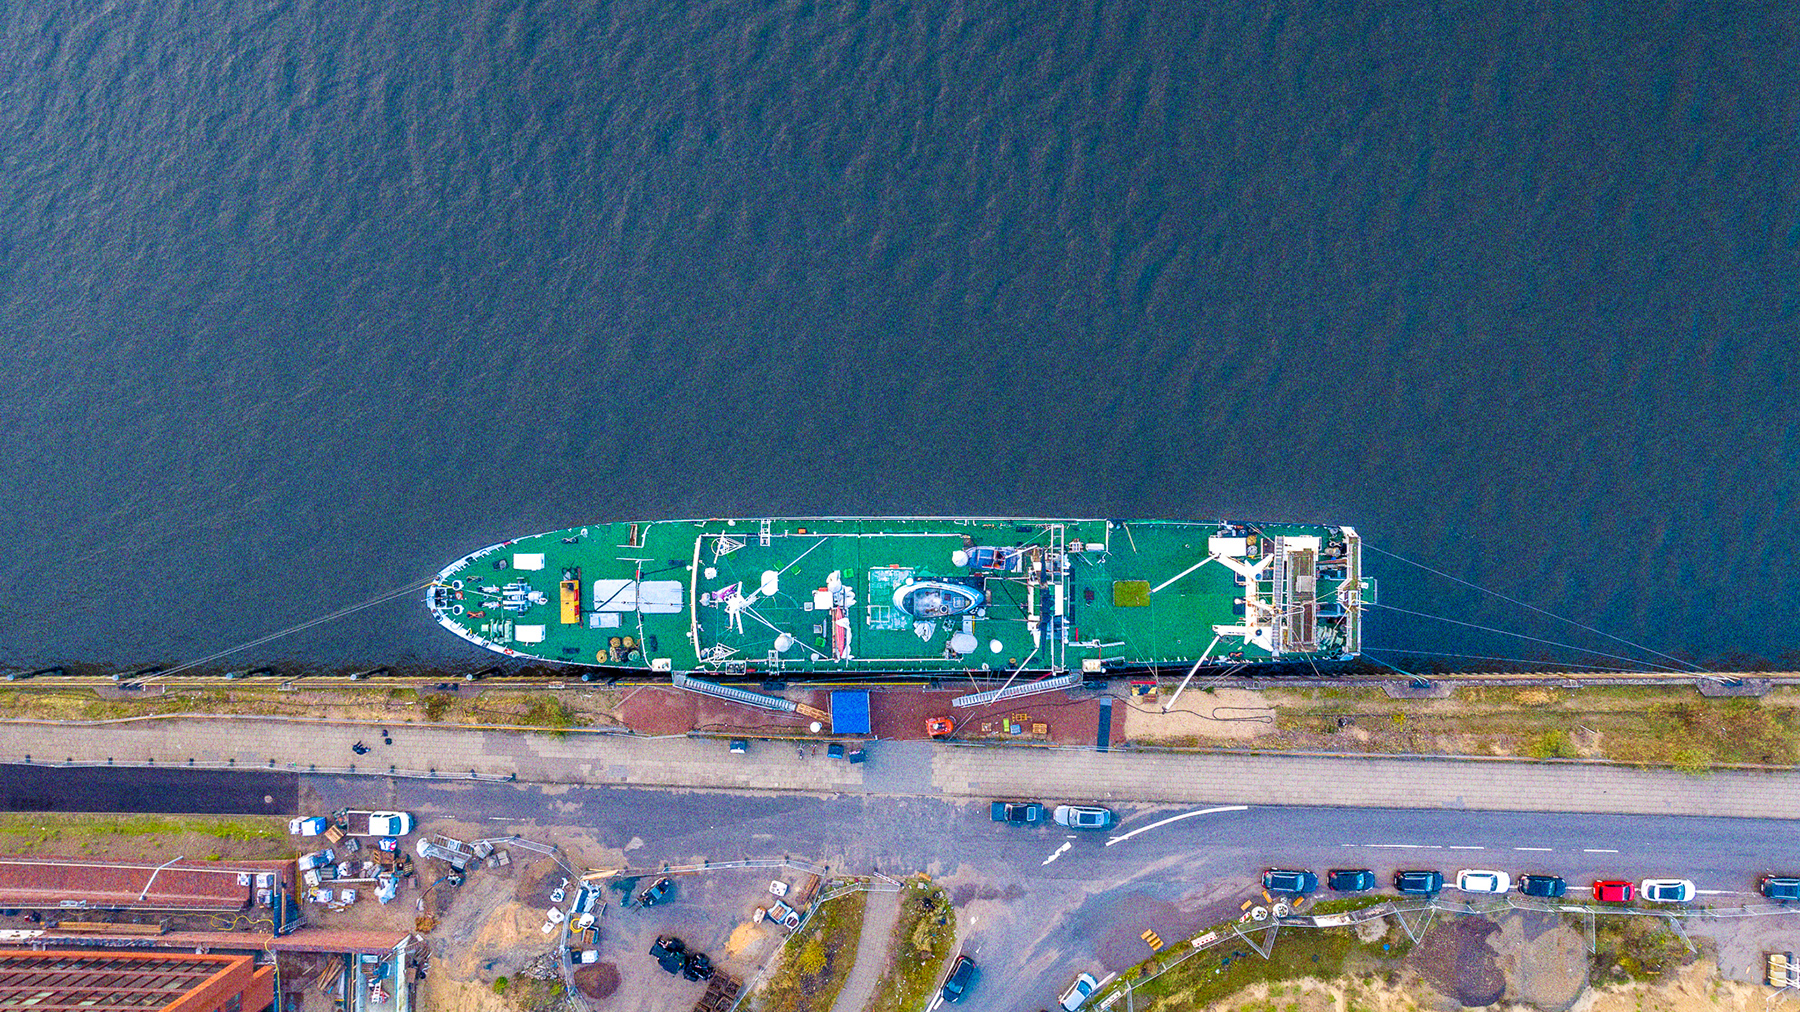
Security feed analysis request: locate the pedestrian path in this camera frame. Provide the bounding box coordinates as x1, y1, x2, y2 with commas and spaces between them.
829, 888, 902, 1012
2, 714, 1799, 820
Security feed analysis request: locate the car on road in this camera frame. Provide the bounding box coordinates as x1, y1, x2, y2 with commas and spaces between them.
940, 954, 977, 1002
1640, 878, 1695, 903
1053, 805, 1114, 831
1592, 880, 1633, 903
1761, 876, 1800, 901
1328, 869, 1376, 892
1394, 870, 1443, 895
1263, 869, 1319, 894
1518, 874, 1567, 898
1059, 972, 1100, 1011
1455, 869, 1512, 894
991, 801, 1045, 825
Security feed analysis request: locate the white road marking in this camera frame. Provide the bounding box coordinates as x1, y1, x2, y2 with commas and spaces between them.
1697, 889, 1737, 895
1365, 843, 1441, 849
1584, 848, 1620, 853
1043, 842, 1072, 865
1448, 846, 1485, 850
1104, 805, 1249, 846
1514, 847, 1554, 852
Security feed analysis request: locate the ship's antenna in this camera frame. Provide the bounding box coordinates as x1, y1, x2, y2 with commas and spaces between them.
1362, 542, 1704, 672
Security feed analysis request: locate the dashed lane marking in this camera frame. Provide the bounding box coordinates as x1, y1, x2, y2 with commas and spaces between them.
1448, 846, 1485, 850
1583, 848, 1620, 853
1514, 847, 1554, 852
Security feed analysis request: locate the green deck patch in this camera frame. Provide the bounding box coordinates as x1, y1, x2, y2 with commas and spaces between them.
1113, 580, 1152, 607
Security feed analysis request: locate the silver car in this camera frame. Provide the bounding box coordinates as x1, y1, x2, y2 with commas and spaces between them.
1059, 972, 1099, 1010
1053, 805, 1114, 830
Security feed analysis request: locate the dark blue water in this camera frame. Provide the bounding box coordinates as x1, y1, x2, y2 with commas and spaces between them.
1, 0, 1796, 673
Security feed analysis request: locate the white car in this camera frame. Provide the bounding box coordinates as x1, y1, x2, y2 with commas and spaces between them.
1641, 878, 1695, 903
1060, 973, 1100, 1011
369, 811, 414, 836
1455, 869, 1512, 894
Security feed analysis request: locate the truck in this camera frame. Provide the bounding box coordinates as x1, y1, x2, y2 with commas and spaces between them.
289, 816, 329, 836
334, 809, 415, 838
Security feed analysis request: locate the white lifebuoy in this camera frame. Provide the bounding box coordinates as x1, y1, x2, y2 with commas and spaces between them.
452, 605, 464, 615
452, 580, 464, 590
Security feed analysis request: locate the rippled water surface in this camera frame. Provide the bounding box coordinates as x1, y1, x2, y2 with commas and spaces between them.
0, 0, 1795, 671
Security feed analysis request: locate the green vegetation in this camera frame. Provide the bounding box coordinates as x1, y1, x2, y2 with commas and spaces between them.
492, 976, 508, 994
866, 878, 957, 1012
0, 813, 290, 856
518, 695, 585, 738
1169, 685, 1800, 772
1524, 729, 1579, 759
1114, 920, 1412, 1011
1591, 916, 1694, 984
755, 889, 869, 1012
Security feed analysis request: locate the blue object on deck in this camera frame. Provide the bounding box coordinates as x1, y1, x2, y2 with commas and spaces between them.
1096, 696, 1113, 752
830, 690, 871, 734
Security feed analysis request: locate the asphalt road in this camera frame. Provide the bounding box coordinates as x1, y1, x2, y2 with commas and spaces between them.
302, 774, 1800, 1012
0, 765, 296, 815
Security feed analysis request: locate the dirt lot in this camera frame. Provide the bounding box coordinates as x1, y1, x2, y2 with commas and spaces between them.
589, 868, 809, 1012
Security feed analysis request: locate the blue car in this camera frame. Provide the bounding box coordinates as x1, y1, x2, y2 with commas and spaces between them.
1263, 869, 1319, 894
940, 954, 977, 1002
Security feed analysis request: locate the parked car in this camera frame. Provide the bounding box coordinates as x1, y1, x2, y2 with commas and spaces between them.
1761, 875, 1800, 900
1592, 880, 1633, 903
1053, 805, 1114, 830
1394, 870, 1443, 895
990, 801, 1045, 825
1518, 874, 1567, 898
1455, 869, 1512, 894
1640, 879, 1695, 903
1327, 869, 1376, 892
1263, 869, 1319, 895
940, 954, 977, 1002
1059, 972, 1100, 1011
368, 811, 414, 836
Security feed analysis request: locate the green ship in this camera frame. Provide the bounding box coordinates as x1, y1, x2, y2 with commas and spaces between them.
427, 518, 1369, 677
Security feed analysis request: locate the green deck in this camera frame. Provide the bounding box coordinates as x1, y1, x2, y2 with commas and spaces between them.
427, 517, 1365, 676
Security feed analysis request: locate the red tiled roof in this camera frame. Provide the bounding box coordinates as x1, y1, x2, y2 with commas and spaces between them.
0, 855, 293, 912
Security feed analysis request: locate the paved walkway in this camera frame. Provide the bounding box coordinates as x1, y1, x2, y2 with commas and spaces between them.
829, 888, 902, 1012
2, 715, 1798, 819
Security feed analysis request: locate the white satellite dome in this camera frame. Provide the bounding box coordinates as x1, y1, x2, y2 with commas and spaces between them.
989, 638, 1004, 653
774, 633, 795, 653
949, 631, 978, 655
951, 549, 969, 567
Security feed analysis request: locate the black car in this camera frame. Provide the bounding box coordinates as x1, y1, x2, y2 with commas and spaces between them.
1762, 875, 1800, 900
1393, 870, 1443, 895
941, 954, 977, 1002
1327, 869, 1376, 892
638, 877, 674, 907
1518, 874, 1567, 898
682, 952, 715, 981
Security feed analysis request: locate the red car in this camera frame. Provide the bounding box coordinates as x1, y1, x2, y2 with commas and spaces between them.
1592, 880, 1633, 903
